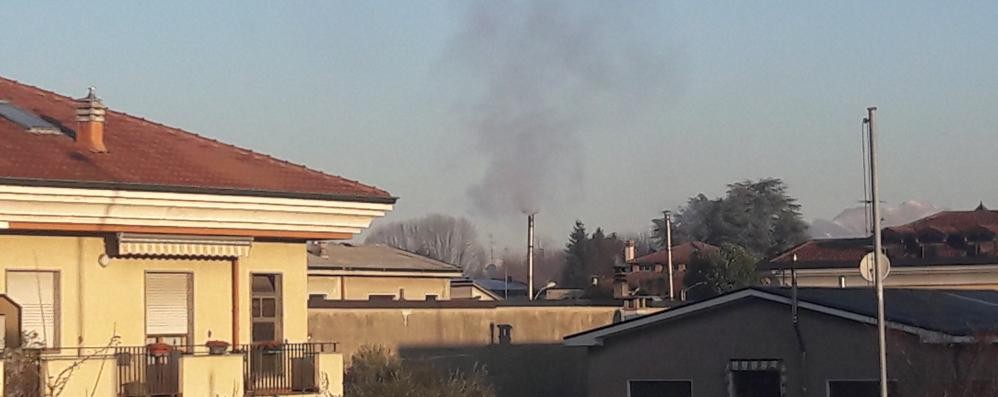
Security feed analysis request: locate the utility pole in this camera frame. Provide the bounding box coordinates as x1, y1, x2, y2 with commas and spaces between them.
867, 107, 888, 397
527, 214, 535, 301
664, 210, 675, 300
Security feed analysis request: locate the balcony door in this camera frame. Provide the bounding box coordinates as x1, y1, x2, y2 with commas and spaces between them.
251, 274, 283, 343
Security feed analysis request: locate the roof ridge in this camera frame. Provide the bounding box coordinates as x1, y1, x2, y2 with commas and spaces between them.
0, 75, 392, 198
767, 239, 815, 263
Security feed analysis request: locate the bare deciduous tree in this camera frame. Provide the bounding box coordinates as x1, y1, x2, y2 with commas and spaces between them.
365, 214, 486, 273
3, 330, 121, 397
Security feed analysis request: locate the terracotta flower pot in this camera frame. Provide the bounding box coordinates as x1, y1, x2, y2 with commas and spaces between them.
259, 341, 283, 355
147, 342, 173, 357
206, 340, 230, 355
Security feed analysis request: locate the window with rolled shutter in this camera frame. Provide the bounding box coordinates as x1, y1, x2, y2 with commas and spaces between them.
6, 271, 58, 348
145, 273, 192, 343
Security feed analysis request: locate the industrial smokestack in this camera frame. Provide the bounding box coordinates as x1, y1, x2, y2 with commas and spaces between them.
527, 213, 535, 301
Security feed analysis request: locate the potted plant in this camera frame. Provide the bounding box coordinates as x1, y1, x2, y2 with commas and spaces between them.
147, 342, 173, 357
259, 340, 283, 355
206, 340, 230, 355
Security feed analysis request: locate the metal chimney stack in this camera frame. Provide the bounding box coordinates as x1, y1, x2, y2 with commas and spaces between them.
527, 213, 535, 301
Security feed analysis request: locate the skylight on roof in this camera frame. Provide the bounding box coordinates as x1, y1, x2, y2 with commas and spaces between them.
0, 101, 62, 135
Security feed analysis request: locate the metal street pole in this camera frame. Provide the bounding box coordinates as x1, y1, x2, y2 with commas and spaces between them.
664, 210, 675, 300
867, 106, 888, 397
527, 214, 535, 301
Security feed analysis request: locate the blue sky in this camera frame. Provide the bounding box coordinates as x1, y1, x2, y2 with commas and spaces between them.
2, 1, 997, 249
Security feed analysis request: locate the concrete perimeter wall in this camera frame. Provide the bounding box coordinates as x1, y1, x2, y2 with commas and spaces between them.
308, 303, 616, 359
308, 300, 618, 397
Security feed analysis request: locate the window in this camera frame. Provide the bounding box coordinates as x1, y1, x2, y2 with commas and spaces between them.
6, 271, 59, 348
145, 273, 193, 347
628, 380, 692, 397
251, 274, 282, 343
827, 380, 898, 397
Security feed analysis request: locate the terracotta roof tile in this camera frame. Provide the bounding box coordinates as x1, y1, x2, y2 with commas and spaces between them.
885, 207, 998, 236
630, 241, 718, 265
762, 207, 998, 271
0, 76, 393, 202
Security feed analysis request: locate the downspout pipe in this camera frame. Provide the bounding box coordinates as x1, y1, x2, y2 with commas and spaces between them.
231, 258, 240, 347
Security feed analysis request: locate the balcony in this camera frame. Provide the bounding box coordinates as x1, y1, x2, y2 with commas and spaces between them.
240, 343, 337, 395
115, 346, 182, 397
0, 343, 342, 397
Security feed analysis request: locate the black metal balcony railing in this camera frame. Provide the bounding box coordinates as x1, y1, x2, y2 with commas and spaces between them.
240, 343, 320, 395
116, 346, 181, 397
2, 342, 335, 397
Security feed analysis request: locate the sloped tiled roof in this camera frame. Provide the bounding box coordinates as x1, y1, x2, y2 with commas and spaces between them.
761, 206, 998, 271
0, 76, 393, 202
630, 241, 718, 265
761, 237, 871, 270
884, 206, 998, 238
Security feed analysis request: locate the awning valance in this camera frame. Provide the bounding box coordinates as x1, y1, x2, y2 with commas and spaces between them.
117, 233, 252, 258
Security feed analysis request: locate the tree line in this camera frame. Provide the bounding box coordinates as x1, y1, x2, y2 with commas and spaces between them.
364, 178, 809, 300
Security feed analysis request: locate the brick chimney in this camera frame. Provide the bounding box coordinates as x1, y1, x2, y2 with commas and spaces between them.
612, 273, 629, 299
75, 87, 107, 153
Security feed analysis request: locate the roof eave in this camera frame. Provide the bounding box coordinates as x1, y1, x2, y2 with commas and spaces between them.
0, 176, 398, 205
563, 288, 974, 347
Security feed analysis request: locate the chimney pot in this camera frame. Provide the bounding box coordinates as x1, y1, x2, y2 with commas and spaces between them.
624, 240, 636, 262
75, 87, 108, 153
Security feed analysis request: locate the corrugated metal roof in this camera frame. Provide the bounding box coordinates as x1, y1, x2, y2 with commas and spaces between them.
762, 287, 998, 336
472, 278, 528, 291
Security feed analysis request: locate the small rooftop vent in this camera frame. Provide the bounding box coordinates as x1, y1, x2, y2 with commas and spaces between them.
0, 101, 62, 135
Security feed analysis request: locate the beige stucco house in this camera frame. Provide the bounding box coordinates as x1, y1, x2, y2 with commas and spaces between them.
307, 242, 461, 301
0, 76, 394, 396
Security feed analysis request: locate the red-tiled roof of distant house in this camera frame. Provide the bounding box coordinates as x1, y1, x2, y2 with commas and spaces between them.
760, 204, 998, 271
884, 204, 998, 240
0, 76, 393, 202
629, 241, 718, 265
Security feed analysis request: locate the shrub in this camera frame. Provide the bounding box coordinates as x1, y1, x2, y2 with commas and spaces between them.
345, 345, 495, 397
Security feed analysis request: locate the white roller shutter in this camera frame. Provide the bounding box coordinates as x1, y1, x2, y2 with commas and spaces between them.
145, 273, 191, 336
6, 271, 57, 348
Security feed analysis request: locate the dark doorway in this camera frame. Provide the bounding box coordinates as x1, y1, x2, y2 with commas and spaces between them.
733, 370, 781, 397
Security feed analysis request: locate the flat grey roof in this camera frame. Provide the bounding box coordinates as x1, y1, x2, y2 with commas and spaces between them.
308, 243, 462, 273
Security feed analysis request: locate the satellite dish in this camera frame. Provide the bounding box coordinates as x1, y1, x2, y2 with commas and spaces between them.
859, 252, 891, 282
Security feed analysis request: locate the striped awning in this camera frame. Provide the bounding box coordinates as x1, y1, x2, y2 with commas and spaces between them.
116, 233, 252, 258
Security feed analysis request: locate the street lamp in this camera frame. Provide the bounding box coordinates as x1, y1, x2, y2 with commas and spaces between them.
680, 281, 707, 301
533, 281, 557, 301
